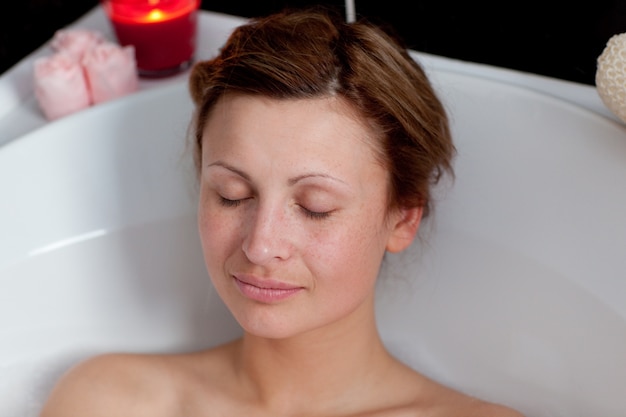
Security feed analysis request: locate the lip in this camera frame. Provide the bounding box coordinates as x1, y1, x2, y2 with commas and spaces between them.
233, 274, 304, 303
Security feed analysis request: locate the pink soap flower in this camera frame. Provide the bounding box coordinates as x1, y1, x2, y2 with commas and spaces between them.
51, 29, 105, 61
33, 52, 91, 120
33, 29, 139, 120
82, 42, 139, 104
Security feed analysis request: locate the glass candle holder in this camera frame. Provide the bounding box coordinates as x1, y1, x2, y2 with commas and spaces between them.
101, 0, 200, 77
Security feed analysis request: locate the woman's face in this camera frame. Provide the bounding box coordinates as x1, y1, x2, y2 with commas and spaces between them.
198, 94, 419, 339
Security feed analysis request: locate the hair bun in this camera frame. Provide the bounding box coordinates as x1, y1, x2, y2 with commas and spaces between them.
189, 60, 215, 106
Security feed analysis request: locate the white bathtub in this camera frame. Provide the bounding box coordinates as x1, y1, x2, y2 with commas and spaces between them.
1, 20, 626, 416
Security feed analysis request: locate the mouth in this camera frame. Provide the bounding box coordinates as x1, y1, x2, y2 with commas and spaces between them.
233, 274, 304, 303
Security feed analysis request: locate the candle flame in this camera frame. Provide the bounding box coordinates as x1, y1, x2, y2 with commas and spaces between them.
147, 9, 165, 21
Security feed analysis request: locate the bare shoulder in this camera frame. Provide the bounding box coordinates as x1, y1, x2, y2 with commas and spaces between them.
361, 395, 524, 417
427, 386, 525, 417
363, 362, 524, 417
461, 400, 525, 417
39, 352, 181, 417
401, 369, 525, 417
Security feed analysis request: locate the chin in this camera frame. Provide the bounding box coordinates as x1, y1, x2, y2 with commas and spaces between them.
232, 306, 327, 340
239, 320, 301, 340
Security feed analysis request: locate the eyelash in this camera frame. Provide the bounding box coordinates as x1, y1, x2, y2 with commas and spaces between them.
300, 206, 332, 220
219, 197, 244, 208
218, 197, 332, 220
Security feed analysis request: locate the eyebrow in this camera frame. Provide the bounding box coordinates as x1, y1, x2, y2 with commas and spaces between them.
287, 173, 348, 187
207, 161, 251, 181
207, 161, 349, 188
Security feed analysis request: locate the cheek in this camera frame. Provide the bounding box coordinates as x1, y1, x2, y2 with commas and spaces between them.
308, 218, 388, 288
197, 201, 237, 272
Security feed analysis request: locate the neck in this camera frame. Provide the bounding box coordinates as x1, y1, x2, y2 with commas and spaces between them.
232, 295, 396, 414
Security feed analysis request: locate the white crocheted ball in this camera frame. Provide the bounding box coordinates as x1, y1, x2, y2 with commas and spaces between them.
596, 32, 626, 123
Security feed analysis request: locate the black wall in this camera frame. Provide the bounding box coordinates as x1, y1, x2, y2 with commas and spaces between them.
3, 1, 626, 86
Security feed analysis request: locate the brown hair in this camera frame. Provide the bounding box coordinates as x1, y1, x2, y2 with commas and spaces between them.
189, 7, 455, 217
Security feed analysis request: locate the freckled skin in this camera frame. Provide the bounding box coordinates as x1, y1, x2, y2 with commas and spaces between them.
198, 94, 401, 340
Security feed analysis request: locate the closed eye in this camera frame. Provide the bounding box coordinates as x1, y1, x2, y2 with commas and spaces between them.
219, 196, 247, 207
300, 206, 332, 220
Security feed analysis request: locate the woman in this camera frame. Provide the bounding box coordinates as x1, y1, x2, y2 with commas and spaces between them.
41, 7, 523, 417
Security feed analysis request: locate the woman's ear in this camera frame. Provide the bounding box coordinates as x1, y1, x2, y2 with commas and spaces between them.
385, 206, 423, 253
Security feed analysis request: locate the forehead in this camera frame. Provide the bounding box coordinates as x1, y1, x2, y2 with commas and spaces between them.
200, 94, 383, 165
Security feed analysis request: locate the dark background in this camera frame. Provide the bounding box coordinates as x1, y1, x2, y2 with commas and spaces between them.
2, 1, 626, 85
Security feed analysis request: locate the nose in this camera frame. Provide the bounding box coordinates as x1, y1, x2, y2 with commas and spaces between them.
242, 202, 292, 265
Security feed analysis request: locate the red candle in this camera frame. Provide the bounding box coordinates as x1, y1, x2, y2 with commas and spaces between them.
101, 0, 200, 77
